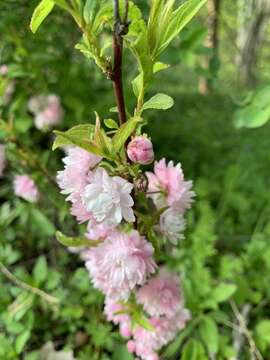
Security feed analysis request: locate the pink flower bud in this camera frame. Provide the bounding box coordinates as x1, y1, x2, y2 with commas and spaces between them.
127, 340, 136, 353
127, 135, 154, 165
120, 322, 132, 338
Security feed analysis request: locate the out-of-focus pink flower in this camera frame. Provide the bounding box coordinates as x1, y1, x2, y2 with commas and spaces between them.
28, 94, 63, 130
2, 81, 15, 105
159, 208, 186, 245
84, 230, 156, 300
127, 135, 154, 165
13, 175, 39, 202
83, 168, 135, 226
28, 95, 46, 114
0, 65, 8, 76
136, 270, 184, 318
0, 145, 6, 177
57, 146, 101, 223
146, 158, 195, 212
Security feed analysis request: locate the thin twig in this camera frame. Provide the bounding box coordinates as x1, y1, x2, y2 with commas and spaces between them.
0, 262, 59, 305
230, 301, 263, 360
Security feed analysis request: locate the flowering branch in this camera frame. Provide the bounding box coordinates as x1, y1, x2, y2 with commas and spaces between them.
28, 1, 207, 358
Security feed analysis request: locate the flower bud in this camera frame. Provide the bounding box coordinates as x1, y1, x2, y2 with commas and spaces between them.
120, 322, 132, 338
127, 340, 136, 353
127, 135, 154, 165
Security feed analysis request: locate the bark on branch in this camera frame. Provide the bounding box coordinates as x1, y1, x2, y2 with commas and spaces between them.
111, 0, 129, 125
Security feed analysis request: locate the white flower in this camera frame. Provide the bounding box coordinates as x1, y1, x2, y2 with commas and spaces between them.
82, 168, 135, 225
159, 208, 186, 245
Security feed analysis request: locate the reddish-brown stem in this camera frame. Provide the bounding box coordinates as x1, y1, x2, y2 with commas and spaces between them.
111, 0, 128, 125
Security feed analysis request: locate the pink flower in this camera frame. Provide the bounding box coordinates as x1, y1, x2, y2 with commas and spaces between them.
104, 297, 132, 338
2, 81, 15, 105
13, 175, 39, 202
159, 208, 186, 245
127, 340, 136, 353
57, 146, 101, 223
57, 147, 101, 200
0, 145, 6, 177
146, 158, 195, 212
127, 135, 154, 165
70, 195, 93, 224
84, 230, 156, 300
28, 94, 63, 130
136, 270, 184, 318
0, 65, 8, 76
132, 310, 191, 360
86, 219, 114, 241
83, 168, 135, 226
28, 95, 46, 114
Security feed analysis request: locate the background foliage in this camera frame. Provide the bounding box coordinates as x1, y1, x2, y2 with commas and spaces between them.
1, 0, 270, 359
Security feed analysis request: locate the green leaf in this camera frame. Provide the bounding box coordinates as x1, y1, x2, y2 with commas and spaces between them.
53, 124, 105, 157
104, 119, 119, 129
30, 208, 55, 236
6, 321, 25, 335
52, 124, 95, 150
153, 62, 170, 73
198, 316, 219, 354
234, 105, 270, 129
0, 334, 13, 356
15, 330, 31, 354
83, 0, 98, 24
233, 86, 270, 129
33, 256, 48, 285
112, 345, 133, 360
142, 93, 174, 111
181, 339, 206, 360
158, 0, 207, 56
132, 311, 155, 331
132, 73, 143, 98
94, 115, 113, 157
9, 293, 34, 321
112, 117, 142, 152
30, 0, 55, 33
163, 325, 192, 357
212, 283, 236, 303
255, 319, 270, 351
55, 231, 100, 248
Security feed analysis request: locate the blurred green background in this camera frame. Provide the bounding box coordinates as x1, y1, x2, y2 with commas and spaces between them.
1, 1, 270, 359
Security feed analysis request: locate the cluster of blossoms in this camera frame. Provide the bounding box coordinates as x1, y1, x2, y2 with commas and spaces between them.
57, 135, 194, 359
28, 94, 63, 131
105, 271, 191, 360
146, 159, 195, 245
